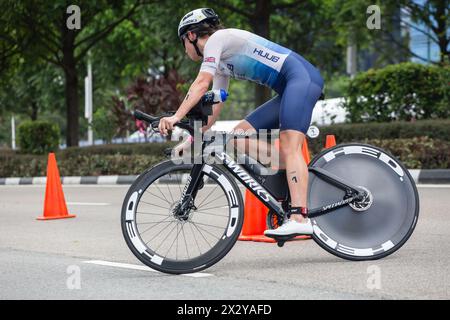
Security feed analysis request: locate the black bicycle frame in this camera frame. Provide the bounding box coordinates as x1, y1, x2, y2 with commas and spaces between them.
179, 148, 366, 221
134, 108, 365, 220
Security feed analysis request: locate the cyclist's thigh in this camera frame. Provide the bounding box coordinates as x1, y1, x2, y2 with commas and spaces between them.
245, 95, 281, 130
278, 52, 324, 134
279, 78, 322, 134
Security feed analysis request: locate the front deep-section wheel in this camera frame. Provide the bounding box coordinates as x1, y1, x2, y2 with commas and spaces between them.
308, 143, 419, 261
121, 160, 244, 274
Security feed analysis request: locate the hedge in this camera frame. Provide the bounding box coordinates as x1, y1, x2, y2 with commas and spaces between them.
1, 120, 450, 177
0, 136, 448, 178
58, 142, 176, 159
310, 136, 450, 170
309, 119, 450, 147
0, 142, 175, 177
344, 62, 450, 122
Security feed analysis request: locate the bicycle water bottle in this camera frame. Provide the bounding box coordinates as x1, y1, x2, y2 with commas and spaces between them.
202, 89, 228, 104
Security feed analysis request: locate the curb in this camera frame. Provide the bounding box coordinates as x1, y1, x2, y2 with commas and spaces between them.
417, 169, 450, 184
0, 169, 449, 185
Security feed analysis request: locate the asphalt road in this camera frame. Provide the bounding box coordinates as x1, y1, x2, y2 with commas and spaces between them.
0, 184, 449, 300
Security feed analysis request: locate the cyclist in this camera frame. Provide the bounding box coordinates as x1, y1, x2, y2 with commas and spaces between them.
158, 8, 324, 237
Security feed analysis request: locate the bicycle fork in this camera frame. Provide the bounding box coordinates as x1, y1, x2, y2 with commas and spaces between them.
173, 163, 205, 220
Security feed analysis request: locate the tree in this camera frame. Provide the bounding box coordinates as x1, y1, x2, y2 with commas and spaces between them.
111, 69, 186, 136
0, 0, 155, 146
215, 0, 314, 106
0, 6, 26, 75
88, 1, 192, 102
271, 0, 345, 74
333, 0, 449, 66
331, 1, 407, 71
397, 0, 449, 64
0, 52, 66, 130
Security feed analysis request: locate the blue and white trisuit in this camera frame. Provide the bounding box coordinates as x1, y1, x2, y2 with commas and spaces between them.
200, 28, 324, 134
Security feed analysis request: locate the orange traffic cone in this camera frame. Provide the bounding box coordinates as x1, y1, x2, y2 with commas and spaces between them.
325, 135, 336, 149
238, 137, 311, 242
302, 138, 311, 164
238, 191, 274, 242
37, 153, 75, 220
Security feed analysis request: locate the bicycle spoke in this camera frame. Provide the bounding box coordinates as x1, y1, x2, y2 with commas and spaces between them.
176, 224, 179, 260
136, 211, 170, 217
154, 183, 171, 204
145, 220, 176, 245
140, 221, 173, 238
190, 221, 222, 240
199, 192, 228, 209
153, 222, 179, 252
162, 223, 183, 259
144, 189, 170, 204
189, 222, 202, 256
137, 220, 172, 225
139, 216, 173, 235
195, 183, 220, 207
191, 221, 226, 230
197, 204, 230, 211
190, 221, 214, 248
182, 224, 190, 259
193, 210, 229, 218
166, 183, 175, 203
137, 201, 172, 210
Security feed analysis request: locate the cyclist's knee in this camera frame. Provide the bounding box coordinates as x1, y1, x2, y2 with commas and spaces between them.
233, 119, 256, 132
279, 131, 305, 157
279, 142, 300, 159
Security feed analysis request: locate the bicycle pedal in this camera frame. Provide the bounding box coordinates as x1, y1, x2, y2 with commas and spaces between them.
276, 240, 286, 247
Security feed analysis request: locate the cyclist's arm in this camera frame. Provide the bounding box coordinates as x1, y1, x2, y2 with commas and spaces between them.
177, 32, 226, 127
202, 73, 230, 132
202, 101, 224, 132
174, 71, 213, 120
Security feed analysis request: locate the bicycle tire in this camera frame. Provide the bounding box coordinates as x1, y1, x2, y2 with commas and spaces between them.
121, 160, 244, 274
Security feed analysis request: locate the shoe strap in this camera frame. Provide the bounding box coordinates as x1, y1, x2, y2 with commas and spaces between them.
288, 206, 308, 218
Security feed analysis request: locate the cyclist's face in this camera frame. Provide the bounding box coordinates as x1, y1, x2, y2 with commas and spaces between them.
182, 32, 202, 62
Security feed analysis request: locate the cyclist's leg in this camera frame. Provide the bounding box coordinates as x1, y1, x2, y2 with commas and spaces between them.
231, 96, 281, 167
279, 67, 323, 224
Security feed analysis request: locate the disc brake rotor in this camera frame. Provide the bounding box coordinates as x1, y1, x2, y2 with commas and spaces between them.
349, 186, 373, 212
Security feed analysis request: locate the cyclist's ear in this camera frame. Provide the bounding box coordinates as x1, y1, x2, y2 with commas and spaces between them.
187, 31, 197, 42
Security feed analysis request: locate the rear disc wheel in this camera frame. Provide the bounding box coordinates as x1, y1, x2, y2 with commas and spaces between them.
308, 143, 419, 260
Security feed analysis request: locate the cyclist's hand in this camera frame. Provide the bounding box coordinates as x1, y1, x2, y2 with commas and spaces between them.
158, 115, 180, 136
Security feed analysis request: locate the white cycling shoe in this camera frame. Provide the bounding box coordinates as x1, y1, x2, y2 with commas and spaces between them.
264, 218, 313, 237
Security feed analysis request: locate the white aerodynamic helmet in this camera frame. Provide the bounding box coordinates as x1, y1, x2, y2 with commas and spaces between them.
177, 8, 220, 40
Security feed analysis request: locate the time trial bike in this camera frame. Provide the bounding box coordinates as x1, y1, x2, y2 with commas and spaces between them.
121, 95, 419, 274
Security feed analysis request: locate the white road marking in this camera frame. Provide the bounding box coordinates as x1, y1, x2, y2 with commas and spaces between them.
82, 260, 213, 278
67, 202, 111, 206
